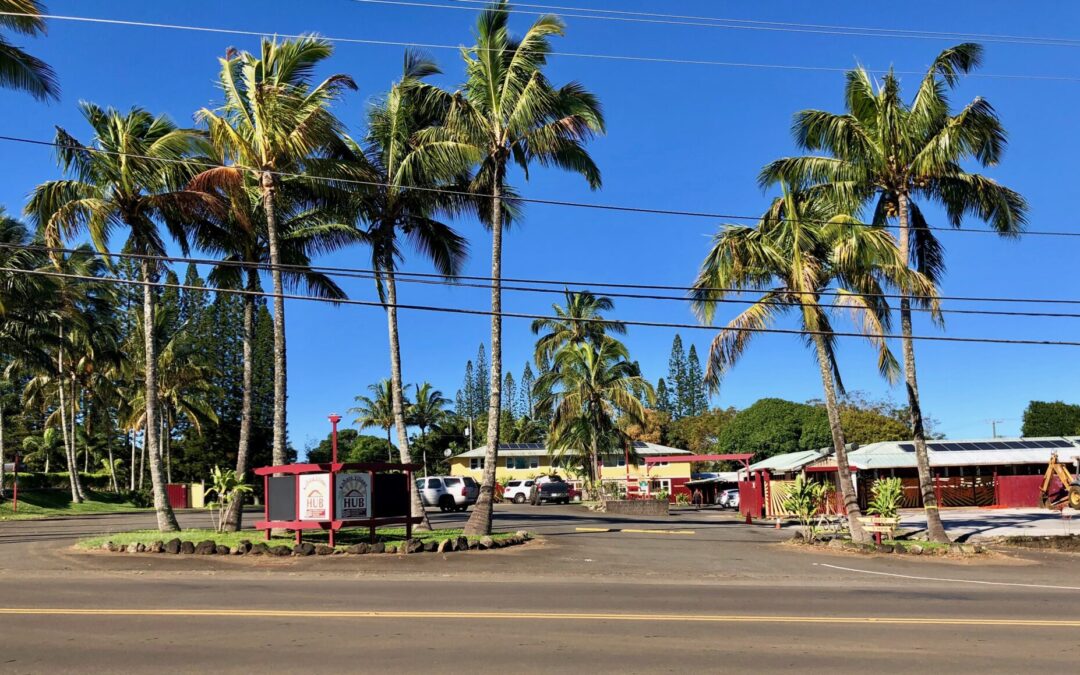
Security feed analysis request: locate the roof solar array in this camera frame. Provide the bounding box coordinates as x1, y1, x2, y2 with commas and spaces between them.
897, 439, 1078, 453
500, 443, 546, 450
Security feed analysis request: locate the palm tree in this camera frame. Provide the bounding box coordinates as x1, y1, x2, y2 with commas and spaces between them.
0, 0, 58, 100
349, 380, 407, 463
760, 44, 1027, 542
531, 290, 626, 365
357, 51, 473, 529
197, 36, 357, 469
409, 382, 450, 476
444, 1, 606, 536
691, 188, 937, 544
26, 103, 206, 531
536, 340, 652, 497
190, 157, 352, 531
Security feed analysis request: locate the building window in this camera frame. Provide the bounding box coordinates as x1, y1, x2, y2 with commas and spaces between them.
617, 456, 626, 467
514, 457, 528, 470
529, 458, 539, 469
470, 458, 484, 470
506, 458, 514, 469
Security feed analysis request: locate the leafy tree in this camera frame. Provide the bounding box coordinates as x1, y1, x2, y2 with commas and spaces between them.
27, 104, 206, 531
667, 408, 738, 454
620, 408, 671, 445
715, 399, 828, 459
435, 1, 605, 536
762, 43, 1026, 543
307, 429, 392, 464
198, 35, 357, 468
0, 0, 58, 100
1021, 401, 1080, 437
692, 188, 935, 543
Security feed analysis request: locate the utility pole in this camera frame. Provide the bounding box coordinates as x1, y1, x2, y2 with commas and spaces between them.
986, 419, 1004, 439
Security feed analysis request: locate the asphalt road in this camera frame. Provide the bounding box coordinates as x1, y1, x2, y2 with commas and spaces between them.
2, 505, 1079, 673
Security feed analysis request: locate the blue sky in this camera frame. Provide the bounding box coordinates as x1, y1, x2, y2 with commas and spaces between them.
3, 0, 1079, 450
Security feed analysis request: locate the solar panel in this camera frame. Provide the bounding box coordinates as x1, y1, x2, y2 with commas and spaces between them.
1050, 439, 1074, 448
899, 443, 915, 452
954, 443, 979, 451
941, 443, 965, 451
999, 441, 1025, 449
1019, 441, 1041, 449
632, 441, 647, 449
971, 442, 996, 450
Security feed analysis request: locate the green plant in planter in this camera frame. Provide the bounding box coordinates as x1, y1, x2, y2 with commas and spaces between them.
868, 477, 904, 520
675, 492, 690, 505
204, 466, 252, 533
784, 474, 828, 541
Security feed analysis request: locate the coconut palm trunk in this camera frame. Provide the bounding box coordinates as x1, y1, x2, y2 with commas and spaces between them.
224, 279, 256, 532
384, 272, 432, 531
897, 193, 949, 542
72, 383, 85, 500
141, 260, 180, 531
0, 408, 6, 498
465, 177, 503, 536
56, 326, 81, 503
261, 172, 288, 467
810, 331, 868, 543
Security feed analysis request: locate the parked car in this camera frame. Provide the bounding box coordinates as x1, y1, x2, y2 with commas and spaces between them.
503, 479, 536, 504
416, 476, 479, 512
530, 479, 571, 505
718, 488, 740, 510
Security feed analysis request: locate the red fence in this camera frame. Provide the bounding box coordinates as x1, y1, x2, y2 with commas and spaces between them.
166, 484, 189, 509
739, 477, 764, 518
994, 475, 1048, 508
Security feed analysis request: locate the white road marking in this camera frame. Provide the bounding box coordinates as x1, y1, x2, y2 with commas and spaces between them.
815, 563, 1080, 591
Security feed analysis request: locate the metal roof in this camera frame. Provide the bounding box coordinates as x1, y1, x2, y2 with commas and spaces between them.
747, 449, 831, 473
454, 441, 692, 459
846, 436, 1080, 470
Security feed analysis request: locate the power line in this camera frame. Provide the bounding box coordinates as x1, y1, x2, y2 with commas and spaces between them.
2, 133, 1076, 239
8, 240, 1080, 318
2, 10, 1078, 82
368, 0, 1080, 48
6, 265, 1080, 348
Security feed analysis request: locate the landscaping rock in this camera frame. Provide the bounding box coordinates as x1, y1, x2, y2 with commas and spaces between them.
455, 536, 469, 552
194, 540, 217, 555
165, 538, 182, 555
949, 543, 965, 556
791, 530, 805, 541
405, 538, 424, 554
346, 543, 369, 555
875, 544, 895, 554
216, 545, 231, 555
249, 543, 268, 556
436, 539, 450, 554
469, 539, 481, 550
907, 544, 924, 555
179, 541, 196, 555
827, 538, 845, 550
149, 541, 164, 554
423, 540, 438, 553
516, 530, 530, 541
960, 544, 978, 555
478, 536, 495, 550
267, 545, 291, 556
231, 546, 244, 555
293, 543, 315, 556
133, 542, 147, 553
102, 541, 117, 552
314, 544, 335, 556
385, 544, 398, 554
237, 540, 252, 554
369, 542, 385, 554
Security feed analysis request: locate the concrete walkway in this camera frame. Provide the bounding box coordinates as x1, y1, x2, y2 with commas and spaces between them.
902, 507, 1080, 540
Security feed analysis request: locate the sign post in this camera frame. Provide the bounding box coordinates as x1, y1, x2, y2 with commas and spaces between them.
328, 413, 342, 464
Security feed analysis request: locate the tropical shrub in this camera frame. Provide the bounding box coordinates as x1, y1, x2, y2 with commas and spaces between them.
204, 466, 252, 532
783, 474, 828, 541
867, 477, 904, 520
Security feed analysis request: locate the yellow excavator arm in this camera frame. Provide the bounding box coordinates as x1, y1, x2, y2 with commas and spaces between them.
1040, 452, 1080, 510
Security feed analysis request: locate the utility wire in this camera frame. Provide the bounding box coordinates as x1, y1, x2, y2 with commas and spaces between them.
8, 240, 1080, 317
2, 10, 1078, 82
368, 0, 1080, 48
6, 265, 1080, 348
3, 133, 1076, 238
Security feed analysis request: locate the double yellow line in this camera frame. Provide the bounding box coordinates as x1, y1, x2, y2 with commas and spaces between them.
0, 608, 1076, 627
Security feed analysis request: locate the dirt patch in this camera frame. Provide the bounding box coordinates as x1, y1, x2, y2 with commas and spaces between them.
997, 534, 1080, 552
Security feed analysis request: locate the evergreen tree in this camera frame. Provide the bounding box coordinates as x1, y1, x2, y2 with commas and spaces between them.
668, 334, 688, 419
461, 360, 476, 419
503, 372, 517, 419
519, 362, 536, 418
656, 377, 672, 415
473, 344, 489, 420
160, 268, 181, 340
178, 263, 206, 329
686, 344, 708, 416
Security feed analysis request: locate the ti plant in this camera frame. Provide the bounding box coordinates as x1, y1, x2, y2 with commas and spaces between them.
867, 477, 904, 520
784, 474, 829, 542
205, 466, 252, 533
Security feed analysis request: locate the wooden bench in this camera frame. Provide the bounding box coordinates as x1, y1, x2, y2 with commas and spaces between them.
856, 516, 900, 544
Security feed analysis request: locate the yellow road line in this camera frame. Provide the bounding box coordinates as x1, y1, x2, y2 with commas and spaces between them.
0, 608, 1075, 627
574, 527, 696, 535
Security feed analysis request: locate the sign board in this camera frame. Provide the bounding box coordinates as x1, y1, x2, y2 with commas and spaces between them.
335, 473, 372, 520
298, 473, 331, 520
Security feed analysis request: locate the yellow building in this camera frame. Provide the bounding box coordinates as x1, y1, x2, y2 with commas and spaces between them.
449, 442, 694, 498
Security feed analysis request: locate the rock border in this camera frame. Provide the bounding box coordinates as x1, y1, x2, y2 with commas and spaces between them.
788, 533, 989, 558
97, 531, 532, 557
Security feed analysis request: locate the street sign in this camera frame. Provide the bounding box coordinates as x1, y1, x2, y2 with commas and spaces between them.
298, 473, 331, 520
335, 473, 371, 520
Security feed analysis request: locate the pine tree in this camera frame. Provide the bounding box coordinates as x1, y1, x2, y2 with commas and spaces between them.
656, 378, 671, 415
519, 362, 536, 418
178, 263, 206, 329
473, 344, 489, 419
503, 372, 517, 419
668, 334, 688, 419
160, 268, 181, 339
461, 360, 476, 419
686, 344, 707, 416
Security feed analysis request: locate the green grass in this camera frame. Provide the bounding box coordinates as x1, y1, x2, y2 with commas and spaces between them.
884, 538, 951, 551
0, 490, 146, 521
76, 527, 521, 551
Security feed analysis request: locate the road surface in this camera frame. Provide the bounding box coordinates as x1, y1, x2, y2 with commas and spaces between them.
1, 505, 1078, 672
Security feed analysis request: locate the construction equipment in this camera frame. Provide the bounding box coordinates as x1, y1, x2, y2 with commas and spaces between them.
1039, 452, 1080, 510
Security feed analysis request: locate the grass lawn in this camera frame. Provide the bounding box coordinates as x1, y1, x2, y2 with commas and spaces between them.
77, 527, 520, 551
884, 538, 952, 551
0, 490, 147, 521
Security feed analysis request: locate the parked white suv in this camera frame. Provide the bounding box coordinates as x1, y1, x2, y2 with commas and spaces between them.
416, 476, 479, 512
503, 479, 536, 504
